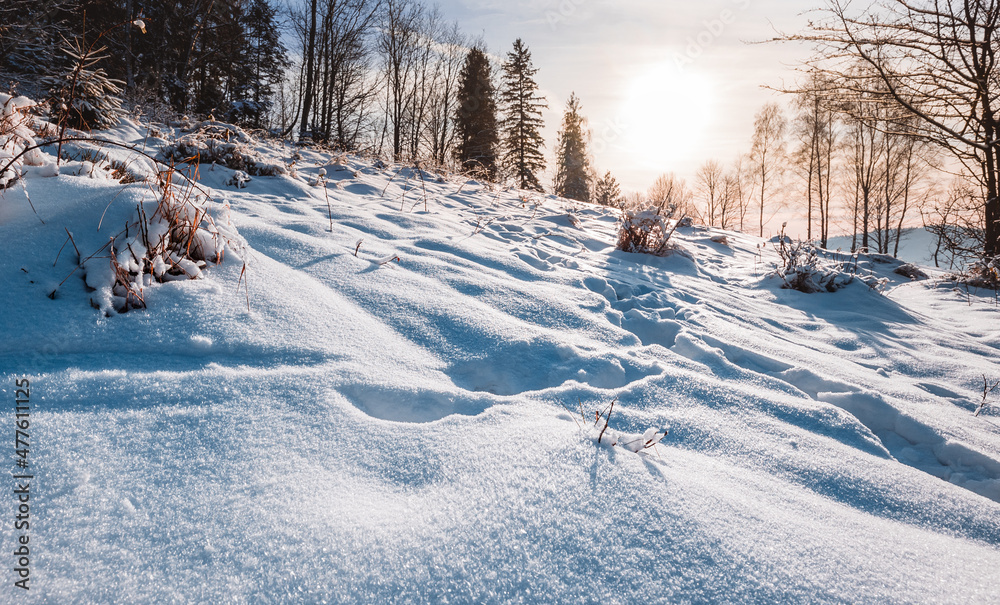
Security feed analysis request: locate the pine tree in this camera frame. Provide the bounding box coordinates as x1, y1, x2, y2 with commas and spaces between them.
453, 47, 499, 180
554, 92, 592, 202
594, 171, 623, 207
230, 0, 289, 129
44, 36, 124, 130
499, 38, 547, 192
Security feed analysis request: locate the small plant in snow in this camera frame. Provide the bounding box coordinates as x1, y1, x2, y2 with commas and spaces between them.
616, 202, 683, 256
226, 170, 251, 189
79, 166, 244, 314
568, 398, 669, 454
771, 224, 855, 293
976, 375, 999, 417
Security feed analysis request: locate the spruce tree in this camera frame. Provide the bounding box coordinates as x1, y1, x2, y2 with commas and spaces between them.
554, 92, 592, 202
499, 38, 547, 192
594, 171, 624, 208
230, 0, 289, 129
44, 36, 124, 130
453, 47, 499, 180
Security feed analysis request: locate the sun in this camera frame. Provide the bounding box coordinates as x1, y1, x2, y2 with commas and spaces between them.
619, 64, 716, 170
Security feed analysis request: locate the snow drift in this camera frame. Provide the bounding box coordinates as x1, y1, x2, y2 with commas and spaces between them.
1, 110, 1000, 604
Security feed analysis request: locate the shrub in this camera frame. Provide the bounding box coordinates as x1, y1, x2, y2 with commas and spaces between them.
771, 225, 855, 293
952, 258, 1000, 290
0, 94, 54, 190
617, 205, 683, 255
159, 121, 285, 176
81, 167, 244, 314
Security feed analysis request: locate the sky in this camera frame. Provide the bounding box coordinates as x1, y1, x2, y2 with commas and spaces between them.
440, 0, 816, 198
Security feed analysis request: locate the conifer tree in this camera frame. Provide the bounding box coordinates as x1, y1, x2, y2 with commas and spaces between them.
554, 92, 592, 202
44, 36, 124, 130
499, 38, 547, 192
230, 0, 289, 129
454, 47, 498, 179
594, 171, 623, 207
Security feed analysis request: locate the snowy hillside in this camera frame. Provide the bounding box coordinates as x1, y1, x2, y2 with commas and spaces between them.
827, 228, 946, 269
3, 111, 1000, 604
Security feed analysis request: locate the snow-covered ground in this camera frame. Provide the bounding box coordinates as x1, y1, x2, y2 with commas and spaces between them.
2, 113, 1000, 603
827, 227, 946, 268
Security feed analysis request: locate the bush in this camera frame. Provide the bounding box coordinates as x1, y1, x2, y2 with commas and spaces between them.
952, 260, 1000, 289
771, 225, 855, 293
0, 94, 54, 189
159, 121, 285, 176
617, 205, 683, 255
81, 167, 244, 314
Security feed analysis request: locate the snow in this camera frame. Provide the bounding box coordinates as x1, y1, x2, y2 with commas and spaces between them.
2, 111, 1000, 603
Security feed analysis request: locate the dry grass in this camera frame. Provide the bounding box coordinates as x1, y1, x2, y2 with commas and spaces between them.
616, 208, 682, 256
81, 165, 243, 314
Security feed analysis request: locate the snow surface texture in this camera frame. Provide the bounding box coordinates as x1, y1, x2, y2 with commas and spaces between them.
2, 116, 1000, 604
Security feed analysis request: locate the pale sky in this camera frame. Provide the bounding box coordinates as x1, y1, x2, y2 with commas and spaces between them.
440, 0, 815, 195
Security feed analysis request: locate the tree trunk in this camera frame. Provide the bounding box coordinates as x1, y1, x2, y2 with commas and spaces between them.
299, 0, 318, 141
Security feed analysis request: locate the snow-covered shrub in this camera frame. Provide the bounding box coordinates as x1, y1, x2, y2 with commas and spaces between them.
227, 170, 251, 189
0, 94, 56, 189
617, 206, 683, 255
951, 258, 1000, 290
43, 38, 124, 131
895, 263, 929, 281
771, 225, 854, 293
160, 121, 285, 177
81, 168, 244, 314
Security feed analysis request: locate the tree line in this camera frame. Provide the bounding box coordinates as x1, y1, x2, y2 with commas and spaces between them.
0, 0, 600, 196
665, 0, 998, 267
4, 0, 998, 266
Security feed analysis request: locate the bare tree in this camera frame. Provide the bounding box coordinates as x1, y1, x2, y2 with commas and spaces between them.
648, 173, 698, 220
718, 172, 741, 230
377, 0, 423, 161
730, 154, 753, 232
696, 159, 726, 227
791, 70, 839, 246
784, 0, 1000, 258
749, 102, 787, 237
425, 22, 467, 166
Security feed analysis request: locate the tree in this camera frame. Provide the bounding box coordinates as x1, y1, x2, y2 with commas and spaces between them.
230, 0, 289, 129
453, 46, 499, 179
499, 38, 547, 191
787, 0, 1000, 257
749, 102, 787, 237
696, 159, 726, 227
648, 173, 697, 219
594, 171, 624, 207
378, 0, 423, 161
298, 0, 319, 140
44, 35, 124, 130
791, 70, 838, 247
554, 92, 592, 202
731, 154, 753, 232
425, 21, 467, 165
718, 172, 741, 230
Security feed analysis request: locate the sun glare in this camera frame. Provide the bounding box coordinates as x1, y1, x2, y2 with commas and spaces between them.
619, 64, 715, 171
